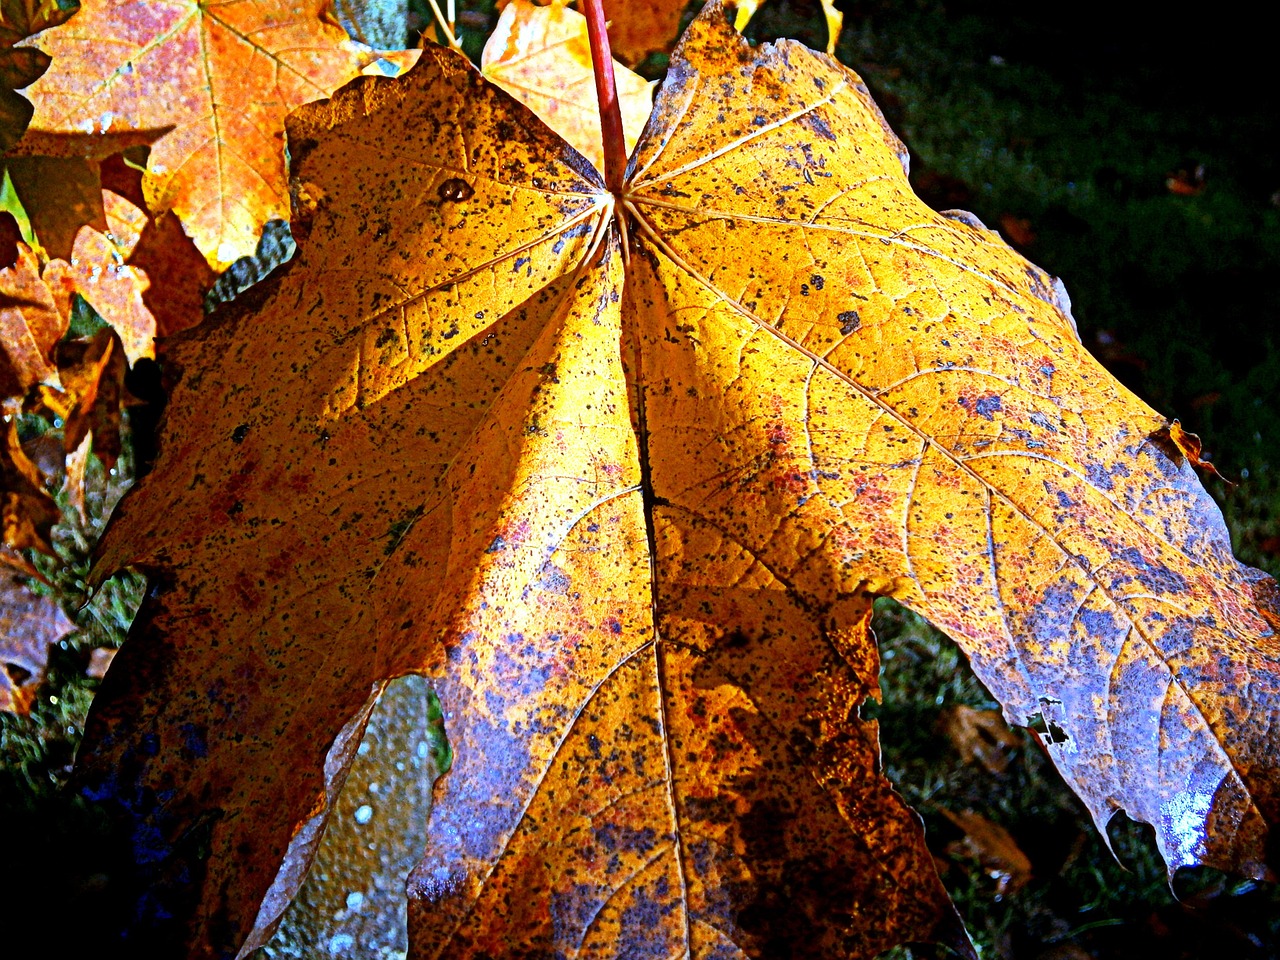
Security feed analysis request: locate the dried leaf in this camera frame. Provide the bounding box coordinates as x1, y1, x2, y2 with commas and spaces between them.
0, 1, 73, 152
605, 0, 689, 65
63, 424, 90, 523
75, 3, 1280, 957
940, 807, 1032, 901
998, 212, 1036, 249
1167, 418, 1229, 484
0, 573, 73, 713
0, 44, 47, 151
18, 425, 58, 477
43, 217, 156, 364
127, 210, 216, 337
17, 0, 379, 269
0, 0, 81, 45
41, 326, 129, 469
482, 0, 653, 174
0, 239, 63, 393
940, 704, 1020, 776
102, 186, 146, 257
85, 644, 115, 678
0, 542, 41, 579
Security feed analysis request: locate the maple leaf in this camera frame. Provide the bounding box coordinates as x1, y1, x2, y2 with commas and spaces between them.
4, 155, 104, 261
604, 0, 690, 65
0, 403, 57, 555
99, 151, 218, 337
42, 193, 157, 366
0, 239, 63, 393
482, 0, 653, 176
15, 0, 382, 270
76, 2, 1280, 958
0, 205, 150, 557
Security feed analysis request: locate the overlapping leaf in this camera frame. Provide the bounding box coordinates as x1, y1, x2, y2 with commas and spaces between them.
0, 403, 57, 554
0, 240, 63, 392
604, 0, 689, 65
78, 2, 1280, 958
481, 0, 653, 175
15, 0, 380, 270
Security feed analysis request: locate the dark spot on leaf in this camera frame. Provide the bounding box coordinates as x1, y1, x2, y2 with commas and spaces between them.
838, 310, 860, 334
438, 178, 473, 203
1028, 411, 1056, 433
803, 113, 837, 142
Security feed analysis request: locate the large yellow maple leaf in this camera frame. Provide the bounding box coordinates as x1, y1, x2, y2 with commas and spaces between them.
76, 3, 1279, 958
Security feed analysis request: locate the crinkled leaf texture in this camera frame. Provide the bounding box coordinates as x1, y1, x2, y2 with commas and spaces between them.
79, 3, 1280, 958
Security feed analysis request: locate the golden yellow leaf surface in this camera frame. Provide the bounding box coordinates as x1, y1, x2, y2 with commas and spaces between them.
16, 0, 376, 270
77, 3, 1280, 957
482, 0, 653, 176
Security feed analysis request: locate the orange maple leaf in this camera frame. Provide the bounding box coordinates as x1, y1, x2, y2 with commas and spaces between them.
43, 191, 156, 365
604, 0, 690, 65
0, 240, 63, 393
16, 0, 380, 270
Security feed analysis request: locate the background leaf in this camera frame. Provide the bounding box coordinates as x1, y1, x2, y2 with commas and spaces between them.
15, 0, 381, 269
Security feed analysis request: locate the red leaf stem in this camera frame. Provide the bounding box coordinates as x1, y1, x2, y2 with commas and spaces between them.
580, 0, 627, 193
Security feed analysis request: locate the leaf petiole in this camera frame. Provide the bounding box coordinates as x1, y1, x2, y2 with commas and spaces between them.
580, 0, 627, 194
